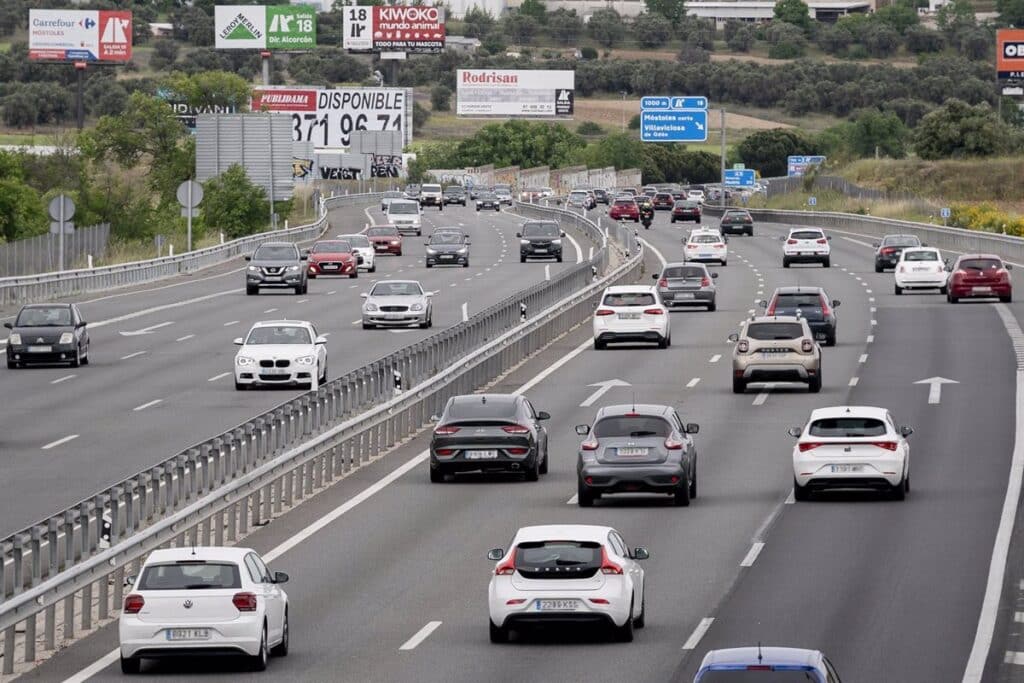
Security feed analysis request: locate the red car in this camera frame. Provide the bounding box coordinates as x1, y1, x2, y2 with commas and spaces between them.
609, 197, 640, 222
306, 239, 359, 279
652, 192, 675, 210
366, 224, 403, 256
671, 200, 702, 224
946, 253, 1012, 303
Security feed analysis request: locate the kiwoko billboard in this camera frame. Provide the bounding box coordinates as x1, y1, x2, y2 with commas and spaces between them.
29, 9, 132, 62
343, 5, 445, 53
456, 70, 574, 118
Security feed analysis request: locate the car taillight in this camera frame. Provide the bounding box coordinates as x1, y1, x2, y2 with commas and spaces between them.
596, 309, 615, 316
819, 295, 831, 317
787, 239, 798, 244
581, 439, 599, 451
701, 277, 710, 287
123, 594, 144, 614
502, 424, 530, 434
435, 448, 454, 456
801, 339, 813, 353
434, 425, 460, 435
998, 268, 1010, 279
664, 437, 684, 450
507, 447, 528, 455
495, 549, 516, 575
600, 547, 623, 575
686, 244, 697, 249
233, 592, 258, 612
798, 442, 822, 452
658, 278, 668, 288
881, 247, 896, 255
871, 441, 898, 451
816, 238, 828, 244
644, 308, 665, 315
737, 340, 749, 353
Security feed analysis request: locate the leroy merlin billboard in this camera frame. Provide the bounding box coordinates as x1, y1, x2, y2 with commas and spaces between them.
215, 5, 316, 50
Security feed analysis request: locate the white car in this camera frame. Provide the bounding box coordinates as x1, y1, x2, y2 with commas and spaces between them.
687, 189, 706, 204
783, 227, 831, 268
385, 199, 422, 236
361, 279, 434, 328
592, 285, 670, 350
487, 524, 648, 643
789, 406, 913, 501
233, 320, 327, 390
119, 547, 289, 674
337, 233, 375, 273
894, 247, 947, 295
683, 229, 728, 266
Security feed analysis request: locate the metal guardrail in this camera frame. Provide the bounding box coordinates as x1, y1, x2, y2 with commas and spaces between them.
0, 202, 637, 677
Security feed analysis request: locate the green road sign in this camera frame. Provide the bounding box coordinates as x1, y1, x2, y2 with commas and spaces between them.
266, 5, 316, 49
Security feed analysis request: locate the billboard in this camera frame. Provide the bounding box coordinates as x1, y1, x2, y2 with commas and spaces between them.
343, 5, 445, 53
997, 29, 1024, 85
29, 9, 132, 62
787, 155, 826, 177
215, 5, 316, 50
251, 86, 412, 148
456, 70, 574, 118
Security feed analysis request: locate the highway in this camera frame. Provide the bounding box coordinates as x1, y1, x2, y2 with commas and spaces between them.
0, 202, 581, 537
21, 207, 1021, 682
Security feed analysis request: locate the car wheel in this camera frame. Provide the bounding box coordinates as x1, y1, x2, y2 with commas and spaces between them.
319, 362, 328, 384
793, 478, 811, 502
70, 346, 81, 368
398, 250, 403, 256
732, 377, 746, 394
891, 478, 906, 501
674, 477, 691, 506
247, 285, 258, 295
81, 348, 89, 365
875, 263, 883, 273
524, 457, 540, 482
948, 293, 958, 303
1001, 294, 1013, 303
520, 255, 527, 263
308, 273, 317, 279
271, 609, 289, 657
350, 271, 358, 279
634, 595, 646, 629
556, 255, 563, 263
426, 262, 432, 268
707, 300, 717, 312
657, 335, 668, 349
671, 218, 676, 224
7, 359, 19, 369
120, 655, 141, 674
252, 624, 268, 671
696, 218, 701, 224
294, 286, 303, 295
370, 264, 376, 273
808, 371, 822, 393
476, 207, 480, 212
489, 620, 509, 643
939, 285, 948, 295
463, 261, 469, 268
746, 228, 753, 236
419, 318, 430, 329
430, 467, 445, 483
593, 339, 605, 350
822, 257, 831, 268
894, 284, 903, 295
782, 258, 791, 268
538, 449, 548, 474
235, 381, 246, 391
362, 322, 374, 330
614, 601, 635, 642
689, 460, 697, 499
904, 471, 911, 493
721, 259, 727, 267
577, 481, 595, 507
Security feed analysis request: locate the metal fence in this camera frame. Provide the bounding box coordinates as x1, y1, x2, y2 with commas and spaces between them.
0, 201, 640, 678
0, 224, 110, 278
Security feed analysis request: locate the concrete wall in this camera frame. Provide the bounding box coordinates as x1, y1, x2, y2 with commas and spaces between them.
426, 164, 645, 193
494, 166, 521, 189
519, 166, 551, 190
587, 166, 617, 190
616, 168, 643, 188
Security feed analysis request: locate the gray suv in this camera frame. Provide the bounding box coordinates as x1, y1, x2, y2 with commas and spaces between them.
245, 242, 308, 295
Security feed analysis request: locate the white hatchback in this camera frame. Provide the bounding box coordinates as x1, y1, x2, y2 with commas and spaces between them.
789, 406, 913, 501
337, 233, 376, 272
119, 547, 289, 673
487, 524, 648, 643
894, 247, 947, 295
782, 228, 831, 268
592, 286, 671, 350
687, 189, 706, 204
234, 320, 327, 390
683, 229, 728, 266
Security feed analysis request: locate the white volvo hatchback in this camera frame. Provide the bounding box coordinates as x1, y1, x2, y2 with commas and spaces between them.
234, 320, 328, 390
789, 406, 913, 501
119, 547, 289, 673
592, 286, 671, 350
487, 524, 649, 643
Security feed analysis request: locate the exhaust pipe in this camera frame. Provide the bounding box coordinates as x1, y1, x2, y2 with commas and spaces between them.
510, 463, 520, 471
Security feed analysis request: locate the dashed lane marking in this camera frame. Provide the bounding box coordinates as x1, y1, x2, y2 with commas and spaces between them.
176, 335, 194, 342
50, 374, 76, 385
686, 378, 701, 388
682, 617, 715, 650
399, 621, 443, 651
120, 351, 147, 360
740, 542, 765, 567
859, 354, 868, 363
710, 354, 721, 363
42, 434, 79, 450
849, 377, 859, 387
132, 399, 163, 412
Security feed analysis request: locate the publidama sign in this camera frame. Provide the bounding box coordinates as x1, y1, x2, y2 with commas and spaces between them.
343, 5, 445, 53
29, 9, 132, 62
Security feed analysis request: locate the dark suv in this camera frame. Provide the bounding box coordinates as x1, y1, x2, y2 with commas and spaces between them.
762, 286, 840, 346
519, 220, 565, 262
245, 242, 308, 295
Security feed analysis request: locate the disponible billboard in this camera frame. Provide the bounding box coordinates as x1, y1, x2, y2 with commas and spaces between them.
215, 5, 316, 50
251, 86, 411, 148
343, 5, 445, 53
29, 9, 132, 62
456, 70, 574, 118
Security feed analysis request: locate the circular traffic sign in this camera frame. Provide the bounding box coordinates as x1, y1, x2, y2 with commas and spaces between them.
48, 194, 75, 221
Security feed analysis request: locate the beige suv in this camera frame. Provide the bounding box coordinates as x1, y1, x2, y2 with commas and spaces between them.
728, 316, 821, 394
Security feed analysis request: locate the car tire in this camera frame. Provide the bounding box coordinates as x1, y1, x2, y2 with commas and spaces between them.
235, 381, 246, 391
556, 255, 563, 263
689, 460, 697, 499
947, 293, 958, 303
81, 351, 89, 366
419, 318, 430, 329
362, 322, 374, 330
721, 259, 727, 267
252, 624, 269, 671
707, 300, 717, 312
524, 457, 540, 482
308, 273, 317, 279
1002, 294, 1013, 303
894, 284, 903, 295
593, 339, 605, 350
793, 478, 811, 502
634, 595, 646, 629
875, 263, 883, 273
426, 262, 432, 268
746, 228, 753, 236
271, 609, 289, 657
463, 261, 469, 268
577, 481, 595, 507
783, 258, 791, 268
476, 207, 480, 212
939, 285, 947, 295
489, 620, 509, 643
657, 335, 668, 349
520, 255, 526, 263
674, 477, 691, 507
294, 286, 303, 295
7, 359, 16, 369
370, 264, 376, 273
822, 257, 831, 268
671, 218, 676, 224
891, 478, 906, 501
732, 377, 746, 394
697, 218, 702, 224
120, 655, 141, 674
808, 371, 822, 393
350, 271, 358, 279
246, 285, 258, 295
538, 448, 549, 475
615, 602, 635, 643
825, 331, 836, 347
429, 466, 446, 483
70, 346, 81, 368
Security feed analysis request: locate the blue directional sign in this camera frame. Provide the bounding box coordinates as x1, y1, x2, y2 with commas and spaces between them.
940, 207, 951, 218
723, 169, 755, 188
640, 110, 708, 142
640, 96, 708, 111
808, 196, 817, 207
787, 155, 826, 177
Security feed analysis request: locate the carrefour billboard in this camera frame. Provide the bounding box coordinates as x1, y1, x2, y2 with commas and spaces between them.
29, 9, 132, 62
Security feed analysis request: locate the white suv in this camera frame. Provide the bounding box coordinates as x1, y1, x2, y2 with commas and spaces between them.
782, 227, 831, 268
687, 189, 706, 204
592, 285, 670, 350
419, 183, 444, 210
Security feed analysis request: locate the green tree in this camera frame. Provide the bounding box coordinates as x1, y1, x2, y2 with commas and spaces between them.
633, 13, 673, 47
546, 8, 583, 44
773, 0, 811, 31
201, 165, 269, 240
873, 0, 919, 34
577, 121, 604, 135
727, 24, 757, 51
462, 7, 495, 38
454, 120, 586, 168
848, 109, 908, 158
936, 0, 975, 38
817, 23, 853, 54
645, 0, 688, 23
0, 152, 46, 241
518, 0, 548, 23
863, 24, 901, 57
913, 99, 1022, 159
503, 13, 540, 44
677, 43, 711, 63
588, 9, 623, 47
998, 0, 1024, 27
430, 85, 451, 111
765, 21, 807, 57
149, 39, 180, 71
737, 128, 816, 177
904, 25, 945, 53
162, 71, 251, 111
481, 29, 507, 54
413, 101, 431, 133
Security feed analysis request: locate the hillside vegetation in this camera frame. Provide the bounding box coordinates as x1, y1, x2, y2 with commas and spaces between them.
839, 158, 1024, 205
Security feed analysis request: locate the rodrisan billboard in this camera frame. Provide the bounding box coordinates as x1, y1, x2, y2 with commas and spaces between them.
215, 5, 316, 50
343, 5, 445, 53
456, 70, 574, 118
29, 9, 132, 62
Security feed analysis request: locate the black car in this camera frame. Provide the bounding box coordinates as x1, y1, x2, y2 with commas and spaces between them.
245, 241, 308, 295
762, 286, 840, 346
430, 394, 550, 482
719, 209, 754, 236
518, 220, 565, 262
443, 186, 467, 206
475, 191, 501, 212
593, 188, 610, 205
874, 234, 923, 272
5, 303, 90, 368
425, 229, 471, 268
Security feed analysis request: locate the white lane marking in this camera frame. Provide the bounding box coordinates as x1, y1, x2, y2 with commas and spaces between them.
756, 290, 763, 296
784, 489, 795, 504
461, 302, 469, 322
709, 354, 721, 363
871, 319, 878, 326
1004, 652, 1024, 665
120, 351, 147, 360
752, 385, 773, 406
866, 289, 873, 294
870, 306, 877, 313
450, 283, 457, 287
464, 277, 472, 282
566, 493, 579, 505
686, 377, 701, 388
223, 320, 240, 326
869, 297, 876, 303
118, 321, 174, 337
682, 617, 715, 650
840, 235, 875, 249
42, 434, 79, 450
1015, 612, 1024, 623
639, 238, 668, 268
263, 308, 278, 313
400, 621, 443, 651
208, 372, 231, 382
866, 335, 874, 343
565, 232, 584, 264
849, 377, 859, 387
963, 304, 1024, 682
132, 399, 163, 412
327, 291, 337, 295
859, 354, 868, 363
50, 374, 76, 385
176, 334, 195, 342
297, 298, 309, 304
351, 319, 362, 325
740, 542, 765, 567
350, 284, 358, 289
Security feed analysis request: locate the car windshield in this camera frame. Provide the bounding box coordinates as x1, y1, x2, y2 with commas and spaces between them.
594, 416, 671, 438
663, 266, 706, 279
422, 185, 441, 193
774, 294, 822, 309
16, 306, 72, 326
429, 233, 464, 245
791, 231, 824, 240
959, 258, 1002, 270
883, 235, 920, 247
343, 235, 370, 248
444, 187, 463, 194
746, 323, 804, 340
371, 282, 423, 296
696, 672, 822, 682
389, 203, 419, 215
808, 417, 887, 437
522, 222, 560, 237
478, 193, 496, 200
245, 326, 311, 345
603, 292, 656, 307
904, 250, 939, 262
311, 241, 351, 253
254, 245, 297, 260
368, 227, 399, 237
138, 562, 242, 590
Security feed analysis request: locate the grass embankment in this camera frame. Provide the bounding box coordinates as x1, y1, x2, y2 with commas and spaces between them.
747, 189, 942, 225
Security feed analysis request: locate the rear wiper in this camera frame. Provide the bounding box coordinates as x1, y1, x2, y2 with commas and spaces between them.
183, 584, 215, 589
630, 431, 657, 437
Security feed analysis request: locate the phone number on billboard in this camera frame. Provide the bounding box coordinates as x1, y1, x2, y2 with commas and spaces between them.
291, 112, 403, 148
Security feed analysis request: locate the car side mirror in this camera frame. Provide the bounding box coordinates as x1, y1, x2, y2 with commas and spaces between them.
872, 242, 880, 248
233, 337, 244, 345
632, 547, 650, 561
575, 424, 590, 436
685, 423, 699, 434
1007, 264, 1014, 270
921, 243, 928, 247
711, 272, 719, 279
900, 425, 914, 437
757, 300, 767, 308
273, 571, 289, 584
652, 273, 659, 280
560, 231, 566, 237
3, 322, 11, 329
360, 293, 368, 298
779, 236, 787, 242
430, 414, 440, 423
827, 236, 832, 241
516, 232, 522, 238
787, 426, 802, 438
300, 254, 308, 261
424, 242, 429, 246
487, 548, 504, 561
681, 238, 687, 244
77, 321, 88, 327
831, 300, 841, 308
315, 335, 327, 345
426, 291, 436, 297
301, 248, 309, 257
537, 411, 551, 420
466, 241, 472, 245
727, 333, 739, 342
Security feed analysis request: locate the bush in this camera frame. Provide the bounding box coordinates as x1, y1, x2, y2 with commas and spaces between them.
579, 46, 598, 60
413, 101, 431, 133
951, 203, 1024, 236
768, 41, 806, 59
633, 12, 673, 48
430, 85, 451, 112
202, 165, 269, 240
677, 44, 711, 64
577, 121, 604, 135
628, 114, 641, 130
727, 24, 757, 52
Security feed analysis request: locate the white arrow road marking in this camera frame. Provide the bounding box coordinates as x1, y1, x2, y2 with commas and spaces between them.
580, 379, 631, 407
915, 376, 959, 404
118, 321, 174, 337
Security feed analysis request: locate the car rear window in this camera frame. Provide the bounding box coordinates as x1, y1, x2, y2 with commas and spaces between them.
675, 201, 698, 208
808, 417, 887, 437
522, 222, 560, 237
791, 231, 824, 240
691, 234, 722, 244
696, 672, 820, 682
138, 562, 242, 590
603, 292, 656, 306
614, 199, 635, 206
746, 323, 804, 340
724, 211, 750, 220
655, 193, 672, 200
959, 258, 1002, 270
663, 266, 706, 279
904, 250, 938, 262
774, 293, 822, 308
514, 541, 602, 579
594, 416, 671, 438
447, 399, 517, 420
882, 235, 920, 247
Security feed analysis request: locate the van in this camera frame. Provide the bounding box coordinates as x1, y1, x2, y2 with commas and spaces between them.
385, 199, 422, 236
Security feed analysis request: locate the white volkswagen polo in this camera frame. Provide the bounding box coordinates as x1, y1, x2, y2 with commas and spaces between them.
487, 524, 648, 643
789, 406, 913, 501
119, 547, 289, 673
592, 285, 671, 350
234, 320, 327, 391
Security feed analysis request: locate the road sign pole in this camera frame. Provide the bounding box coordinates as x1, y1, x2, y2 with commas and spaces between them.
261, 51, 271, 86
58, 199, 65, 271
719, 108, 726, 208
74, 62, 86, 131
187, 180, 193, 252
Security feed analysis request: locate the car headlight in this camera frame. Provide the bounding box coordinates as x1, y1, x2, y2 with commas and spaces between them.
364, 303, 378, 312
295, 355, 316, 366
426, 248, 437, 255
287, 265, 300, 272
236, 355, 255, 366
520, 239, 530, 245
552, 239, 562, 244
457, 247, 468, 254
8, 333, 21, 345
59, 332, 74, 344
411, 303, 423, 311
248, 266, 259, 272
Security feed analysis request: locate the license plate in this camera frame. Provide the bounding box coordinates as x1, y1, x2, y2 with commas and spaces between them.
831, 465, 863, 473
534, 248, 547, 253
441, 254, 455, 259
674, 292, 695, 299
264, 276, 282, 282
973, 286, 992, 293
28, 345, 52, 353
166, 628, 210, 641
465, 450, 498, 460
617, 447, 649, 457
264, 367, 289, 375
375, 245, 388, 250
384, 313, 405, 319
618, 312, 641, 320
815, 332, 827, 340
913, 267, 929, 272
536, 599, 579, 611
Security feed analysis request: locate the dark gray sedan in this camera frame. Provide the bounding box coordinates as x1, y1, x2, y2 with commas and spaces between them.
425, 230, 471, 268
653, 263, 718, 311
576, 404, 699, 507
5, 303, 90, 368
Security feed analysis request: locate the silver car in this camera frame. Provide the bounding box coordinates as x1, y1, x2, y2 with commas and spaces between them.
361, 280, 434, 329
381, 190, 404, 213
652, 263, 718, 311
